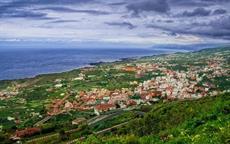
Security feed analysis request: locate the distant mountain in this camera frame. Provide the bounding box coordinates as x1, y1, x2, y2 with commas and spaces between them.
151, 43, 229, 51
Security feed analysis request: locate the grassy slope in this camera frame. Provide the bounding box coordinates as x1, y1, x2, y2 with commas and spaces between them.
78, 92, 230, 144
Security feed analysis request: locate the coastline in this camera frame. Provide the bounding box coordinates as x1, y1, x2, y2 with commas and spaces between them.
0, 46, 224, 82
0, 46, 229, 143
0, 51, 180, 82
0, 57, 138, 82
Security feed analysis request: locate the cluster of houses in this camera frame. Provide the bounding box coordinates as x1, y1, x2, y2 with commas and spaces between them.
203, 59, 229, 78
0, 81, 31, 100
0, 88, 19, 100
47, 95, 70, 116
121, 63, 159, 78
47, 88, 138, 116
136, 70, 209, 100
47, 54, 230, 116
134, 63, 227, 100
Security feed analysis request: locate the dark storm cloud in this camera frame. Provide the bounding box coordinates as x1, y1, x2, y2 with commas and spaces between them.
1, 0, 230, 42
38, 7, 110, 15
192, 16, 230, 39
0, 0, 107, 20
147, 15, 230, 40
0, 8, 53, 19
105, 22, 136, 29
126, 0, 170, 16
213, 9, 227, 15
0, 11, 44, 19
0, 1, 87, 13
0, 0, 95, 19
177, 7, 227, 18
0, 0, 95, 15
1, 0, 93, 7
180, 7, 211, 17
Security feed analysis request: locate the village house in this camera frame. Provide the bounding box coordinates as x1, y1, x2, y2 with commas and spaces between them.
48, 95, 69, 115
126, 99, 137, 106
122, 66, 138, 72
54, 84, 63, 88
64, 101, 74, 110
73, 73, 85, 81
94, 103, 116, 115
72, 117, 86, 125
11, 128, 41, 140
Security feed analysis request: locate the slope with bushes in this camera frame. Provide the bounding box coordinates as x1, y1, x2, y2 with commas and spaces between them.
77, 92, 230, 144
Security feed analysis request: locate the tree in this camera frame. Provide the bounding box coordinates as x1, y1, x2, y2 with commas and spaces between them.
59, 130, 68, 141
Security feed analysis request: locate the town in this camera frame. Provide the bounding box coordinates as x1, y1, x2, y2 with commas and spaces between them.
46, 48, 229, 116
0, 47, 229, 143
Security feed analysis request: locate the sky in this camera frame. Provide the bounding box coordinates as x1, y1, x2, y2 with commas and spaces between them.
0, 0, 230, 47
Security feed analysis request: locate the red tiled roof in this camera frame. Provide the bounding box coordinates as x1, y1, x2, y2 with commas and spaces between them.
127, 100, 137, 106
122, 66, 137, 72
15, 128, 41, 138
95, 103, 116, 111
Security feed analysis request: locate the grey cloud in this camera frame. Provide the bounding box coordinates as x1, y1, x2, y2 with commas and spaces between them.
180, 7, 211, 17
105, 22, 136, 29
38, 7, 80, 13
163, 31, 178, 36
201, 0, 230, 3
168, 0, 211, 7
210, 15, 230, 30
213, 9, 227, 15
108, 2, 127, 6
47, 20, 80, 24
171, 0, 229, 6
193, 16, 230, 39
0, 9, 52, 19
1, 0, 94, 6
0, 0, 95, 14
147, 15, 230, 40
126, 0, 170, 16
157, 19, 174, 23
0, 0, 230, 42
38, 7, 110, 15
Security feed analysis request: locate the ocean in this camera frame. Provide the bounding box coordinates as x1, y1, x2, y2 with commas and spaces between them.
0, 47, 195, 80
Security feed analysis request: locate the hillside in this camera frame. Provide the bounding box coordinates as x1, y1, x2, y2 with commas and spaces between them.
78, 92, 230, 144
0, 47, 229, 143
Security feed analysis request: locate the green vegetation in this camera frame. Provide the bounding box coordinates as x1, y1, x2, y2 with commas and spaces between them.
90, 111, 139, 132
79, 92, 230, 144
0, 47, 229, 143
